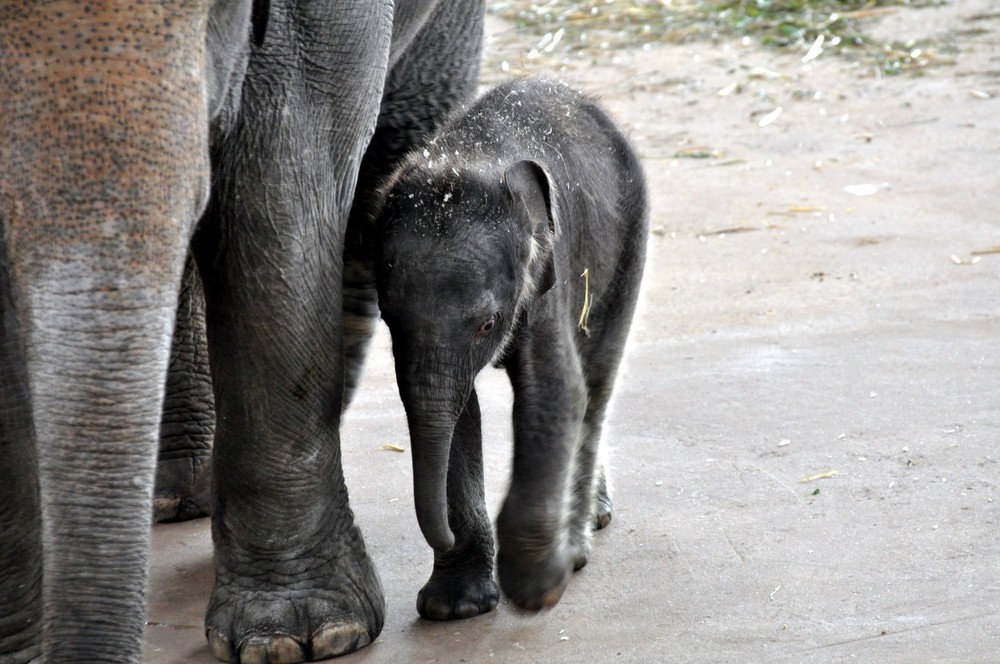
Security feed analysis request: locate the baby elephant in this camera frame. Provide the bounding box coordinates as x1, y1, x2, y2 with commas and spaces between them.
373, 79, 648, 618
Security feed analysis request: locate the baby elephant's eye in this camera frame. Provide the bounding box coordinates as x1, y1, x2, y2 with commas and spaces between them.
475, 313, 499, 342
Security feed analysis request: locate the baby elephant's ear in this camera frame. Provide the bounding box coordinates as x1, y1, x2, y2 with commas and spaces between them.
504, 160, 557, 294
504, 160, 557, 237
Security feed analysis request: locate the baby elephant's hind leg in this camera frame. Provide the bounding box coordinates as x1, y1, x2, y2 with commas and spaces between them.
594, 463, 613, 530
567, 309, 637, 566
565, 398, 614, 571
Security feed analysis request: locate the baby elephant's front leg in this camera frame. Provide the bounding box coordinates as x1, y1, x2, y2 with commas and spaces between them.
498, 344, 587, 609
417, 391, 498, 620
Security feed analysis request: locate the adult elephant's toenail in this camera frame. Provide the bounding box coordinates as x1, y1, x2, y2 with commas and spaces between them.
238, 635, 304, 664
207, 628, 233, 663
311, 622, 371, 659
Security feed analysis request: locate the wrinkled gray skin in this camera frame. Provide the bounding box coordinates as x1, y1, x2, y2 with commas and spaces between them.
155, 253, 214, 523
0, 1, 483, 663
373, 80, 648, 612
155, 0, 487, 529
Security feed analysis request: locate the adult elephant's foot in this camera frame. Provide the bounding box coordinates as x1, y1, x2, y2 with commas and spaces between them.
153, 451, 212, 522
156, 249, 214, 523
417, 544, 498, 620
205, 541, 385, 663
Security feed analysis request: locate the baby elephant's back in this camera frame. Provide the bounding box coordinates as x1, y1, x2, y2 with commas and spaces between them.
459, 80, 643, 204
461, 79, 648, 311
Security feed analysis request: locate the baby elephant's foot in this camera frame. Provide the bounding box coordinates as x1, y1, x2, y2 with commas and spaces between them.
417, 537, 498, 620
496, 539, 577, 610
593, 471, 613, 530
594, 490, 613, 530
417, 570, 499, 620
496, 508, 582, 610
570, 536, 592, 571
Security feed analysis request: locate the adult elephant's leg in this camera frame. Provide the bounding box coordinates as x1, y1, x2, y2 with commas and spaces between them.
0, 238, 42, 662
200, 3, 393, 662
342, 0, 486, 409
154, 252, 214, 522
0, 3, 211, 661
416, 390, 498, 620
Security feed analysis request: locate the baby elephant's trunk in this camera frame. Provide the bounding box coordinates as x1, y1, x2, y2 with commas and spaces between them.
396, 363, 468, 553
408, 418, 457, 553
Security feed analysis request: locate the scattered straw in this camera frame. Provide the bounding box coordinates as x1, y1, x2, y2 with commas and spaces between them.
578, 267, 593, 335
799, 470, 838, 483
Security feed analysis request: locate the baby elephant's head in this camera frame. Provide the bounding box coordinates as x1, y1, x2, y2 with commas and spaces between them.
374, 159, 557, 553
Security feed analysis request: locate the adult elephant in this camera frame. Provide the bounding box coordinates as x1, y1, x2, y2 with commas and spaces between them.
0, 1, 484, 663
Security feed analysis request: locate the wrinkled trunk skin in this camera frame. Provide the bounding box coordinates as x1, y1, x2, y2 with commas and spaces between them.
395, 353, 473, 553
408, 412, 459, 553
0, 2, 212, 661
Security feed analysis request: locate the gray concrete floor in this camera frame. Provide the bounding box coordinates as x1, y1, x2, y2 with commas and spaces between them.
146, 3, 1000, 662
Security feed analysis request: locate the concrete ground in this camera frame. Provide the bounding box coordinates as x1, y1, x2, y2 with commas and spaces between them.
146, 3, 1000, 662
